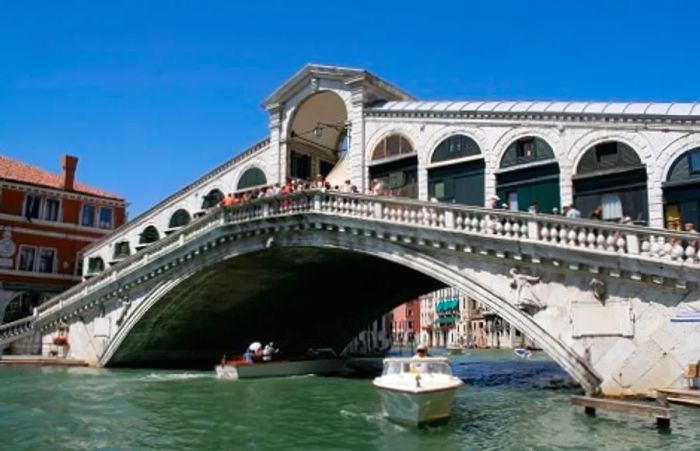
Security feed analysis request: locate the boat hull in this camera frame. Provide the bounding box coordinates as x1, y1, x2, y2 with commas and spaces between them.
375, 385, 460, 426
446, 346, 464, 355
216, 359, 346, 380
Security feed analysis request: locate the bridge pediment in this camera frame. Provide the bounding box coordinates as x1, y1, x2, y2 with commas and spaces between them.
262, 64, 413, 111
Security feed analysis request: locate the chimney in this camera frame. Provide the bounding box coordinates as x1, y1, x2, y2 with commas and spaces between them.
61, 155, 78, 191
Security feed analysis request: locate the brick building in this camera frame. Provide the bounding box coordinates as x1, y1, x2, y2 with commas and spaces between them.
0, 155, 126, 324
390, 298, 421, 345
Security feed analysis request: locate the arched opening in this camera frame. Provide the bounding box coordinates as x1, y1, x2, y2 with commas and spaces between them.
112, 241, 131, 260
2, 292, 49, 324
201, 189, 224, 209
87, 257, 105, 274
574, 141, 648, 223
496, 137, 560, 213
139, 226, 160, 245
288, 91, 348, 181
663, 147, 700, 231
169, 209, 191, 229
237, 167, 268, 191
428, 135, 484, 205
369, 134, 418, 198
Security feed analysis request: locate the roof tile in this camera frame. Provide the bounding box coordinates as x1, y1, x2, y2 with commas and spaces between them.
0, 155, 124, 201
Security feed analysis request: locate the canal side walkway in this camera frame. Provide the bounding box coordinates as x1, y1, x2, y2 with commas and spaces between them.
0, 355, 88, 367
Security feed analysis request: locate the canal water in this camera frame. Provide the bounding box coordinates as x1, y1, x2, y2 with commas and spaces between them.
1, 350, 698, 450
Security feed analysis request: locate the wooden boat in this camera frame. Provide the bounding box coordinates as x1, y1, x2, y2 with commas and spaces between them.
215, 355, 347, 380
373, 357, 463, 426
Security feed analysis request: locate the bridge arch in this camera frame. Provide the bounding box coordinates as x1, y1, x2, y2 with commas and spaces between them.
100, 228, 601, 393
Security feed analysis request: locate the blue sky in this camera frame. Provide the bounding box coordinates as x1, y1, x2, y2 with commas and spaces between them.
1, 0, 699, 216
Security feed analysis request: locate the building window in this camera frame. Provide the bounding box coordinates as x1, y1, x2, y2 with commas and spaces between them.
372, 134, 414, 161
601, 193, 623, 220
37, 248, 56, 273
88, 257, 105, 273
98, 207, 113, 229
690, 150, 700, 174
201, 189, 224, 209
169, 209, 191, 228
23, 194, 41, 219
18, 246, 36, 271
81, 204, 96, 227
113, 241, 131, 259
42, 198, 61, 222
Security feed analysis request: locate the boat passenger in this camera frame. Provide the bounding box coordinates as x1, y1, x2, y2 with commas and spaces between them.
414, 344, 430, 358
262, 342, 277, 361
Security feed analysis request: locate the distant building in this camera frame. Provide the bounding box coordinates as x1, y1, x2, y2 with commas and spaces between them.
0, 155, 126, 324
419, 288, 536, 349
390, 298, 421, 345
343, 315, 392, 356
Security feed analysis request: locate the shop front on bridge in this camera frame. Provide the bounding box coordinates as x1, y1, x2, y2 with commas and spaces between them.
427, 135, 485, 206
573, 141, 648, 224
496, 137, 560, 213
663, 146, 700, 231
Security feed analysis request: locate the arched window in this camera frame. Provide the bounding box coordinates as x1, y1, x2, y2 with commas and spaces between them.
169, 209, 191, 228
574, 141, 647, 223
663, 147, 700, 230
88, 257, 105, 273
431, 135, 480, 163
139, 226, 160, 244
667, 147, 700, 183
428, 135, 484, 206
113, 241, 131, 259
576, 141, 642, 175
500, 137, 555, 168
201, 189, 224, 209
371, 134, 414, 161
237, 168, 267, 191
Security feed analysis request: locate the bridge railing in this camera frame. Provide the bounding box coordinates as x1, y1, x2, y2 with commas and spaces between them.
315, 192, 700, 266
3, 189, 700, 343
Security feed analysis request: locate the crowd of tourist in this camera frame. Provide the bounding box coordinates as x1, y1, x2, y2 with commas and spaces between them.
218, 174, 364, 208
214, 174, 699, 247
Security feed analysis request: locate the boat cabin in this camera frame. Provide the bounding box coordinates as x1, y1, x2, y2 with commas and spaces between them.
381, 357, 453, 376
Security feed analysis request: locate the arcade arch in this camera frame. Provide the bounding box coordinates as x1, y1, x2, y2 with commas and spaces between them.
287, 91, 348, 180
663, 147, 700, 230
496, 137, 560, 213
427, 134, 485, 206
369, 134, 418, 198
573, 141, 648, 224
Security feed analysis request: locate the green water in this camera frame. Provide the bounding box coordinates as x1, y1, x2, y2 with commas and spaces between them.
1, 350, 698, 450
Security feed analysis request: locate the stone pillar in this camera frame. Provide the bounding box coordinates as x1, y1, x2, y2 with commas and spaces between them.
267, 104, 285, 184
647, 181, 665, 229
418, 167, 429, 201
346, 84, 367, 193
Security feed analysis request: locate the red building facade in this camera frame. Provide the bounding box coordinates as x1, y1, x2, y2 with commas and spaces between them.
0, 155, 126, 324
391, 299, 421, 345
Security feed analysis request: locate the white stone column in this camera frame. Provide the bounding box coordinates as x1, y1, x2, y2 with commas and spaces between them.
418, 167, 429, 201
347, 85, 366, 193
647, 181, 665, 229
267, 104, 284, 184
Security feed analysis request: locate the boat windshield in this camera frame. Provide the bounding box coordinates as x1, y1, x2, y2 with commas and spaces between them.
382, 360, 452, 376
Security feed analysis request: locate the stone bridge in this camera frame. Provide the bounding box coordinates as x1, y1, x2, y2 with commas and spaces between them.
2, 191, 700, 396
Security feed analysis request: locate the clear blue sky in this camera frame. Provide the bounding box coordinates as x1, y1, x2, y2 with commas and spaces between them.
1, 0, 698, 216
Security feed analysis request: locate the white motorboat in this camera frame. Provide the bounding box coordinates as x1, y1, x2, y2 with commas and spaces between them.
216, 356, 346, 380
373, 357, 463, 426
446, 344, 464, 355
